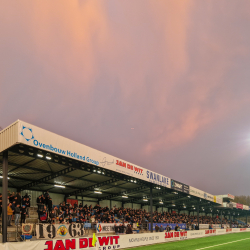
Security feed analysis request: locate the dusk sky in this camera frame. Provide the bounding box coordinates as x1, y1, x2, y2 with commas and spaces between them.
1, 1, 250, 196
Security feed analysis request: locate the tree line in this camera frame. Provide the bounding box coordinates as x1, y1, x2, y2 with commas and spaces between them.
234, 196, 250, 206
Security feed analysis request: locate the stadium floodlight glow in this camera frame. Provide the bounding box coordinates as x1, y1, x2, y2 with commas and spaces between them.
94, 191, 102, 194
37, 154, 43, 158
187, 196, 191, 198
183, 206, 186, 208
46, 155, 51, 160
122, 195, 128, 198
134, 180, 137, 183
97, 171, 101, 174
159, 201, 163, 204
143, 199, 148, 201
0, 176, 10, 180
54, 184, 65, 188
172, 204, 176, 206
102, 172, 105, 175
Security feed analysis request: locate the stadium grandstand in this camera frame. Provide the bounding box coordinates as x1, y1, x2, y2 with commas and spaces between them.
0, 120, 250, 249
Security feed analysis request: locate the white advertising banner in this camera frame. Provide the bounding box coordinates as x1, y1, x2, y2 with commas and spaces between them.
199, 224, 209, 229
188, 187, 214, 202
96, 223, 128, 234
212, 225, 221, 229
187, 230, 205, 239
36, 223, 85, 239
189, 186, 205, 199
215, 197, 223, 204
243, 205, 249, 210
17, 120, 171, 188
216, 229, 227, 235
204, 192, 214, 202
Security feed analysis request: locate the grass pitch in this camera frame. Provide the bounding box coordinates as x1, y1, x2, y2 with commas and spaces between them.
125, 232, 250, 250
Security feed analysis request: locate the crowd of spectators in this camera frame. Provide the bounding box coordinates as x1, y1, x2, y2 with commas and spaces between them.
0, 192, 31, 226
36, 193, 239, 230
0, 191, 245, 231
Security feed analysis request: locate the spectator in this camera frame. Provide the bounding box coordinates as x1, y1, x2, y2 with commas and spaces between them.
26, 198, 30, 217
48, 198, 53, 213
7, 203, 14, 226
16, 192, 21, 206
49, 210, 56, 224
159, 225, 164, 232
59, 216, 64, 223
40, 210, 47, 223
20, 205, 26, 224
175, 224, 180, 231
15, 204, 21, 226
126, 224, 133, 234
155, 224, 159, 232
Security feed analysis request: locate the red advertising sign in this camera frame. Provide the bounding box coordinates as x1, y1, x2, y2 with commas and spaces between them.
205, 229, 216, 235
236, 203, 243, 209
227, 194, 235, 200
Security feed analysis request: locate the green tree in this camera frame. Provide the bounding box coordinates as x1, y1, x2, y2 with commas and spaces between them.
234, 195, 250, 206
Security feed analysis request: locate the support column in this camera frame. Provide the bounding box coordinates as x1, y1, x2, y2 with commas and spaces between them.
150, 185, 153, 233
246, 214, 248, 226
229, 213, 232, 228
220, 210, 223, 228
197, 202, 200, 229
2, 151, 8, 243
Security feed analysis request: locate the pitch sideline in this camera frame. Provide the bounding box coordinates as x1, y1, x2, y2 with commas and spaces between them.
196, 237, 250, 249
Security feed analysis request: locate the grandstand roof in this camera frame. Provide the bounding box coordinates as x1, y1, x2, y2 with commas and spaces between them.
0, 120, 249, 215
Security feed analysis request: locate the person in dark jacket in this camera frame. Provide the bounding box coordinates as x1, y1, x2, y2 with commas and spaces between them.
119, 223, 126, 233
114, 224, 120, 234
15, 204, 21, 226
16, 193, 21, 206
175, 224, 180, 231
48, 198, 53, 213
125, 224, 133, 234
26, 198, 30, 217
166, 225, 171, 232
59, 216, 64, 223
20, 205, 26, 224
